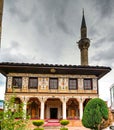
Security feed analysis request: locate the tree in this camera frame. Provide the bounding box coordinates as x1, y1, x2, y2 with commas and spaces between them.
100, 108, 112, 129
0, 96, 30, 130
82, 98, 109, 130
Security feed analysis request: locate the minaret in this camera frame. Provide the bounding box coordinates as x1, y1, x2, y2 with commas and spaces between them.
0, 0, 3, 47
78, 10, 90, 66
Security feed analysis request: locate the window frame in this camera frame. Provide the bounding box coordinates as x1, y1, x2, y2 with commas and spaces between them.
83, 78, 92, 90
12, 77, 22, 88
28, 77, 38, 89
49, 78, 58, 89
69, 78, 78, 90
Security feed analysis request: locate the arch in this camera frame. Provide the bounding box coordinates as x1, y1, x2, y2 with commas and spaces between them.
13, 97, 22, 118
83, 98, 91, 110
67, 98, 79, 119
27, 97, 40, 119
45, 98, 62, 119
14, 97, 22, 111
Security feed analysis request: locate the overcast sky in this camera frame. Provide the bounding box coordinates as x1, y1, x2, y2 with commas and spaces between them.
0, 0, 114, 105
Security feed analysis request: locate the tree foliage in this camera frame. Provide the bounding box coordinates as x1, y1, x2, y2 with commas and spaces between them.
100, 109, 112, 129
0, 96, 29, 130
82, 98, 109, 130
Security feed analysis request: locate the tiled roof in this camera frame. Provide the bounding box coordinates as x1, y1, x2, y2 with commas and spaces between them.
0, 62, 111, 69
0, 62, 111, 79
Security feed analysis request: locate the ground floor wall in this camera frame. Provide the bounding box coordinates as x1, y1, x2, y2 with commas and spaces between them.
5, 93, 98, 120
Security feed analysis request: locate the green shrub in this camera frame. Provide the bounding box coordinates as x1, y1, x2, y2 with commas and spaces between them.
82, 98, 109, 130
32, 120, 44, 127
0, 96, 29, 130
60, 120, 69, 126
60, 128, 68, 130
34, 128, 44, 130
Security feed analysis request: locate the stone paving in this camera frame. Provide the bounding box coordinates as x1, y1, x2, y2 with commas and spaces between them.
44, 127, 90, 130
28, 120, 110, 130
44, 126, 109, 130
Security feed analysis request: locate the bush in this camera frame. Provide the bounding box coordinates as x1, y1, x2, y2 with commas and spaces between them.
32, 120, 44, 127
82, 98, 109, 130
0, 96, 29, 130
34, 128, 44, 130
60, 128, 68, 130
60, 120, 69, 126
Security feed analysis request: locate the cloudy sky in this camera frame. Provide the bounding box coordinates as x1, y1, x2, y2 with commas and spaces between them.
0, 0, 114, 104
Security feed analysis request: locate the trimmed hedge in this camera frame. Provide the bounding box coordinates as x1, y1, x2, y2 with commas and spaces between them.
34, 128, 44, 130
60, 128, 68, 130
32, 120, 44, 127
60, 120, 69, 126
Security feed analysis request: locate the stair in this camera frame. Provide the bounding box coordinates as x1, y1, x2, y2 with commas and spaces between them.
44, 119, 61, 127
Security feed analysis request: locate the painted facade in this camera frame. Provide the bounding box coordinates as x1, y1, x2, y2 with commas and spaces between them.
0, 63, 111, 120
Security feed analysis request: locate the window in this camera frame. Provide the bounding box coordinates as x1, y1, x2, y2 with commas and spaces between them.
12, 77, 22, 88
29, 77, 38, 89
84, 79, 92, 90
49, 78, 58, 89
69, 78, 77, 90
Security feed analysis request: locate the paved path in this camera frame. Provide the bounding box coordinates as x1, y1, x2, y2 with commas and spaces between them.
44, 126, 110, 130
44, 126, 90, 130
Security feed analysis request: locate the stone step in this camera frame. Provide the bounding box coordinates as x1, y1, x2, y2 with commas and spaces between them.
44, 126, 61, 129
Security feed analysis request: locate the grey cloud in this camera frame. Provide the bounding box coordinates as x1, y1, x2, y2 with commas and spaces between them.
93, 0, 114, 18
92, 37, 107, 48
32, 0, 80, 37
6, 0, 35, 23
91, 44, 114, 67
56, 20, 70, 34
107, 31, 114, 42
3, 0, 114, 66
0, 41, 29, 62
10, 41, 20, 48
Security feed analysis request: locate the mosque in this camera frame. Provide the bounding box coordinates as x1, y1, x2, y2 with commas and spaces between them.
0, 0, 111, 120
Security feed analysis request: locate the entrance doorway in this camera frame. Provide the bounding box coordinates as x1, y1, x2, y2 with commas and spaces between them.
50, 108, 58, 119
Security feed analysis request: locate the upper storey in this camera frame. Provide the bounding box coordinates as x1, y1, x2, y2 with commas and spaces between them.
0, 62, 111, 94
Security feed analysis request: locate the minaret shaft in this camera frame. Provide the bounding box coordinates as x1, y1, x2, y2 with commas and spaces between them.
78, 10, 90, 66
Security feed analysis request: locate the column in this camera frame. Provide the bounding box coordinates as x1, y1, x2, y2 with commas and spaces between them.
40, 101, 44, 119
23, 101, 27, 119
39, 97, 47, 120
63, 101, 66, 119
21, 96, 28, 119
79, 100, 83, 120
61, 97, 68, 119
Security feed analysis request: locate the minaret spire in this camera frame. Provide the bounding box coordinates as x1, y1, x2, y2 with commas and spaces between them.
81, 9, 87, 39
81, 9, 86, 28
78, 10, 90, 66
